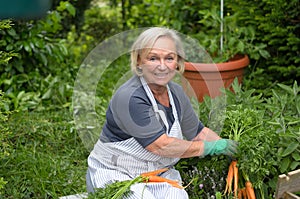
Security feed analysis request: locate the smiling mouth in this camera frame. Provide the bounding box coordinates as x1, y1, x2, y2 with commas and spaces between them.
154, 73, 169, 78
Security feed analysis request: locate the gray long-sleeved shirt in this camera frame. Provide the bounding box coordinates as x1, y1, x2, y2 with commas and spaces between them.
100, 75, 204, 147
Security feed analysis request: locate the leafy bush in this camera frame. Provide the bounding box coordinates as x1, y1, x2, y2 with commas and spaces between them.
0, 2, 74, 77
82, 5, 122, 43
51, 0, 93, 34
264, 82, 300, 173
192, 6, 270, 63
113, 0, 298, 88
0, 2, 76, 111
227, 0, 300, 86
65, 3, 123, 75
0, 20, 15, 194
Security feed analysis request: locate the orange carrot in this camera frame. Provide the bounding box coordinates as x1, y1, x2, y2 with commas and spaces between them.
144, 175, 183, 189
241, 187, 247, 199
238, 188, 243, 199
140, 168, 169, 177
245, 181, 256, 199
232, 160, 239, 198
224, 161, 234, 195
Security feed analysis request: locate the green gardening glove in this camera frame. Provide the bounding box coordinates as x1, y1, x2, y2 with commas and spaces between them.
203, 139, 238, 157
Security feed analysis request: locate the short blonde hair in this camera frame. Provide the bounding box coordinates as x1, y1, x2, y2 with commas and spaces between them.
130, 27, 185, 75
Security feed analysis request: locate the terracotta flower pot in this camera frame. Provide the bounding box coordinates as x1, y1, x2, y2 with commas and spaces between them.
183, 54, 250, 102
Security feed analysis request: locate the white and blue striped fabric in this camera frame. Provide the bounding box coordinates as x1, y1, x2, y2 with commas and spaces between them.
86, 77, 189, 198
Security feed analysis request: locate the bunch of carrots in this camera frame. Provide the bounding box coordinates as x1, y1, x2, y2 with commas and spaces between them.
140, 167, 184, 189
109, 168, 184, 199
223, 160, 256, 199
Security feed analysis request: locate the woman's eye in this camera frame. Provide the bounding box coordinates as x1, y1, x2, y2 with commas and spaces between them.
149, 57, 157, 61
166, 57, 174, 62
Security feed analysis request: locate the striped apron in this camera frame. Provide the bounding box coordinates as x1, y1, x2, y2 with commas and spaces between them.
86, 77, 189, 198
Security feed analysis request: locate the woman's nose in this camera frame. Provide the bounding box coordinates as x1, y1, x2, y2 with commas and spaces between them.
157, 59, 167, 69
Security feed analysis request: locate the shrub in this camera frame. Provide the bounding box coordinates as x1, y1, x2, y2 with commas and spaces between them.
0, 91, 12, 194
0, 2, 76, 111
227, 0, 300, 87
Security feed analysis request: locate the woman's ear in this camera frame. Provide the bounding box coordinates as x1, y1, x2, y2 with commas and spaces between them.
137, 56, 141, 66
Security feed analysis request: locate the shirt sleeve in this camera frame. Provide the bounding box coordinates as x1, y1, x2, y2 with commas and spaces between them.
134, 130, 165, 148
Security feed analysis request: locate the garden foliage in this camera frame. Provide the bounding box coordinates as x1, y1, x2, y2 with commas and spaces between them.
0, 91, 11, 195
227, 0, 300, 84
0, 20, 14, 195
0, 109, 88, 198
111, 0, 299, 88
0, 2, 76, 111
177, 79, 300, 199
0, 0, 299, 198
2, 78, 298, 198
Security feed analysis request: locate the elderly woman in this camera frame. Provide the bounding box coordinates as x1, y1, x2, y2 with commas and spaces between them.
86, 27, 237, 198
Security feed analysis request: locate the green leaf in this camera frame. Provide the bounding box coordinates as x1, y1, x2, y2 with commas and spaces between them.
292, 152, 300, 161
7, 28, 17, 37
281, 142, 299, 157
292, 81, 299, 96
280, 157, 291, 173
271, 89, 281, 102
17, 91, 25, 100
39, 53, 48, 66
277, 83, 294, 95
59, 85, 65, 98
287, 120, 300, 125
59, 44, 68, 56
290, 161, 300, 170
5, 44, 14, 51
0, 19, 12, 30
42, 89, 52, 100
23, 41, 31, 53
215, 192, 222, 199
57, 1, 76, 17
231, 78, 241, 93
237, 41, 245, 52
258, 49, 270, 59
65, 2, 76, 17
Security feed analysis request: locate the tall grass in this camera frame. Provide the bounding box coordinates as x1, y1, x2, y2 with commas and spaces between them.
0, 109, 88, 198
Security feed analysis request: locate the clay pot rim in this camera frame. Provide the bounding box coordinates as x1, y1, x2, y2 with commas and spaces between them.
184, 54, 250, 72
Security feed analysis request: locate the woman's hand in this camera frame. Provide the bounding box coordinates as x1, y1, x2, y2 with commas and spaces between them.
193, 127, 238, 157
203, 139, 238, 157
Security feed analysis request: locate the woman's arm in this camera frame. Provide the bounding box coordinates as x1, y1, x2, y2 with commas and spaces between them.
192, 127, 221, 142
145, 127, 228, 158
145, 133, 205, 158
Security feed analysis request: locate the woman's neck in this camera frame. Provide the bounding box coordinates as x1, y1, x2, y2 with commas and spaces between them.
148, 84, 170, 107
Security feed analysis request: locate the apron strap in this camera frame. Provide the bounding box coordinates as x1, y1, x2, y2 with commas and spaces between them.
140, 77, 171, 133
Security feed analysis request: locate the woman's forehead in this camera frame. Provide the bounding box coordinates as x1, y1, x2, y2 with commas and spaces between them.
152, 37, 176, 50
141, 37, 177, 55
147, 48, 176, 55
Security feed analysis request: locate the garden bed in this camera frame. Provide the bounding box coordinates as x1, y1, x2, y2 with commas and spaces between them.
1, 81, 299, 198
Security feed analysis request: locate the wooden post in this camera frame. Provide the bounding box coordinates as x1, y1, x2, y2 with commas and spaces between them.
275, 169, 300, 199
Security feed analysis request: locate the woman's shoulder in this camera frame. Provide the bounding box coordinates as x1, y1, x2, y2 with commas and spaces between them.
114, 75, 141, 95
169, 81, 186, 97
117, 75, 141, 90
169, 80, 194, 107
111, 75, 148, 104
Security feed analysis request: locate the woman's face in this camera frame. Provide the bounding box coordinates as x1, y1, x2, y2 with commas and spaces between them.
139, 36, 178, 87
